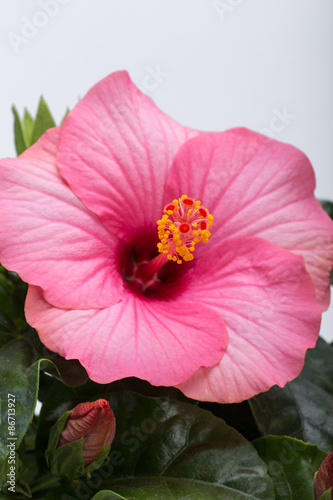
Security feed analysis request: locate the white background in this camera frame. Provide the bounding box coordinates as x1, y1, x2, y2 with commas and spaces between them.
0, 0, 333, 341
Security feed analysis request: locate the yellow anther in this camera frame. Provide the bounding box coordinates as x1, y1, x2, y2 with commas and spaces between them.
157, 195, 213, 264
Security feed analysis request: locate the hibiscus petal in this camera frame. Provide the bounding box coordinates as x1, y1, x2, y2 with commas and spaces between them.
164, 129, 333, 310
57, 71, 198, 239
0, 128, 123, 309
25, 285, 228, 386
176, 237, 322, 403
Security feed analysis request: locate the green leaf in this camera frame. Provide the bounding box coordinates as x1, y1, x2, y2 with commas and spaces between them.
23, 109, 34, 145
36, 377, 118, 475
44, 486, 86, 500
12, 106, 28, 155
92, 490, 128, 500
45, 410, 110, 480
319, 200, 333, 285
0, 338, 56, 464
250, 385, 303, 440
319, 488, 332, 499
99, 392, 274, 499
319, 200, 333, 284
19, 428, 40, 490
35, 377, 190, 474
0, 309, 16, 334
249, 337, 333, 452
0, 308, 20, 357
199, 399, 261, 441
84, 444, 111, 476
45, 411, 70, 467
320, 200, 333, 220
253, 436, 327, 500
0, 266, 28, 331
38, 392, 274, 499
0, 451, 32, 498
91, 480, 263, 500
27, 327, 88, 387
30, 97, 56, 145
49, 438, 85, 480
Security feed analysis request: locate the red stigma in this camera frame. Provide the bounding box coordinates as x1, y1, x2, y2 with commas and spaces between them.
179, 223, 190, 233
157, 195, 213, 264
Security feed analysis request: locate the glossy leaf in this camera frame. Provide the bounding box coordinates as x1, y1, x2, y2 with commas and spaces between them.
0, 451, 32, 499
38, 392, 274, 499
253, 436, 327, 500
49, 438, 86, 480
35, 377, 191, 474
0, 308, 19, 357
199, 400, 261, 441
0, 338, 56, 463
0, 266, 28, 330
0, 308, 16, 334
92, 480, 264, 500
28, 327, 88, 387
36, 378, 119, 475
92, 492, 128, 500
249, 337, 333, 452
101, 392, 273, 499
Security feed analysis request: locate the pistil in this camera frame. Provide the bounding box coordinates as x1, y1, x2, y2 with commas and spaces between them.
125, 253, 169, 292
125, 196, 213, 293
157, 195, 213, 264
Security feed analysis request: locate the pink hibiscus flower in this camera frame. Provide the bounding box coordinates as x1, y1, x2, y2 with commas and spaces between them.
0, 71, 332, 403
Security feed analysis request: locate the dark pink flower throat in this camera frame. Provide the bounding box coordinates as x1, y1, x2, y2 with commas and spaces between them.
122, 195, 213, 296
